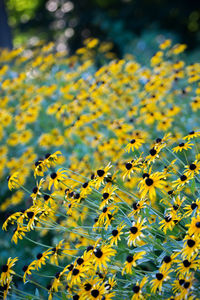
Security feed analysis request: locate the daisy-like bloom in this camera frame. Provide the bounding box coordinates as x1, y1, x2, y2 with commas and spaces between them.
43, 151, 62, 168
22, 261, 37, 283
182, 235, 200, 259
48, 270, 65, 296
86, 282, 106, 300
159, 214, 180, 234
150, 269, 171, 294
162, 159, 177, 176
138, 171, 165, 201
100, 185, 118, 210
108, 222, 126, 246
48, 168, 67, 190
50, 240, 64, 265
183, 130, 200, 140
11, 225, 28, 244
94, 163, 112, 189
172, 141, 193, 153
24, 206, 44, 230
125, 138, 144, 153
104, 276, 116, 292
184, 160, 200, 178
34, 249, 53, 270
98, 204, 118, 229
131, 276, 148, 300
7, 172, 21, 190
34, 159, 47, 178
159, 253, 178, 272
80, 181, 93, 198
128, 199, 147, 217
122, 158, 142, 180
127, 218, 147, 247
0, 277, 12, 299
30, 178, 45, 203
0, 257, 18, 286
176, 256, 199, 275
122, 251, 146, 275
173, 174, 190, 190
183, 198, 200, 217
93, 244, 116, 271
145, 145, 162, 165
2, 212, 22, 231
186, 215, 200, 236
163, 195, 185, 218
70, 263, 89, 285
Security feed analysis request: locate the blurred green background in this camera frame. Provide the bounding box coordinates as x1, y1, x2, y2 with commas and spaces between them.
1, 0, 200, 56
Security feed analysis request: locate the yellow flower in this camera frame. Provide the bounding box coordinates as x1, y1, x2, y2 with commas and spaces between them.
94, 163, 112, 189
0, 257, 18, 286
122, 251, 146, 275
48, 168, 67, 190
108, 223, 126, 246
172, 141, 193, 153
131, 276, 148, 300
93, 244, 116, 272
7, 172, 21, 190
127, 218, 147, 247
125, 138, 144, 153
151, 269, 171, 294
138, 171, 165, 201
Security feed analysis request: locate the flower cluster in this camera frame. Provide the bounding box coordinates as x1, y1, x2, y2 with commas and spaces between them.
1, 38, 200, 299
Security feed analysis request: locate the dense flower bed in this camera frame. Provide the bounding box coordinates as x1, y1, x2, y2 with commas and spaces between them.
0, 38, 200, 299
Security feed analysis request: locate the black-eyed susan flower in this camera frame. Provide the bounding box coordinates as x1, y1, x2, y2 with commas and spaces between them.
93, 244, 116, 271
122, 158, 142, 180
0, 278, 12, 299
11, 225, 28, 244
186, 215, 200, 236
34, 159, 47, 178
184, 160, 200, 177
95, 163, 112, 189
184, 198, 200, 217
43, 151, 62, 168
48, 168, 67, 190
173, 174, 190, 189
80, 181, 93, 198
30, 178, 45, 203
24, 206, 44, 230
138, 171, 165, 201
7, 172, 21, 190
22, 261, 36, 283
100, 185, 118, 209
122, 251, 146, 275
34, 249, 53, 270
127, 218, 147, 247
88, 282, 106, 300
50, 240, 64, 265
125, 138, 144, 153
176, 256, 199, 275
128, 198, 147, 217
182, 235, 200, 259
159, 214, 179, 234
108, 222, 126, 246
183, 130, 200, 140
151, 269, 171, 294
0, 257, 18, 286
131, 276, 148, 300
172, 141, 193, 153
159, 253, 178, 272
